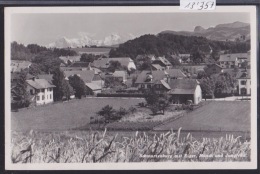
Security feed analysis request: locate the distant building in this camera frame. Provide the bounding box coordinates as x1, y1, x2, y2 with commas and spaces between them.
236, 69, 251, 95
64, 70, 104, 95
165, 69, 187, 79
59, 56, 81, 64
11, 60, 31, 73
168, 79, 202, 105
135, 70, 169, 91
204, 64, 223, 75
26, 77, 55, 105
92, 57, 136, 71
61, 62, 90, 71
218, 53, 250, 69
178, 54, 191, 63
152, 57, 172, 69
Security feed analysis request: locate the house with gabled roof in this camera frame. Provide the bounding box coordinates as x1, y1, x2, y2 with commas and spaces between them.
165, 69, 186, 79
218, 53, 250, 69
167, 79, 202, 105
26, 77, 55, 105
11, 60, 31, 73
236, 69, 251, 95
92, 57, 136, 71
204, 64, 223, 75
152, 56, 172, 69
64, 70, 104, 95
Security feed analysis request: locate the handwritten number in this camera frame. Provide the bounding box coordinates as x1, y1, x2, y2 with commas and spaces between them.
190, 2, 195, 9
185, 2, 190, 8
198, 2, 204, 10
184, 1, 214, 10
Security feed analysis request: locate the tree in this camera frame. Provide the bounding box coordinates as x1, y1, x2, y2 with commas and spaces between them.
80, 54, 95, 63
62, 80, 74, 100
144, 90, 170, 115
199, 77, 217, 99
97, 105, 116, 123
116, 107, 128, 118
190, 47, 206, 64
11, 70, 30, 108
52, 68, 66, 101
68, 75, 86, 99
107, 60, 122, 72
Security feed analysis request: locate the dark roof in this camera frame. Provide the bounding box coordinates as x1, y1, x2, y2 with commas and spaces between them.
64, 70, 95, 83
92, 57, 133, 68
27, 79, 55, 89
135, 71, 166, 84
165, 69, 186, 78
167, 79, 199, 95
219, 53, 249, 62
236, 69, 251, 79
37, 74, 53, 84
152, 64, 164, 70
11, 60, 31, 72
69, 62, 90, 67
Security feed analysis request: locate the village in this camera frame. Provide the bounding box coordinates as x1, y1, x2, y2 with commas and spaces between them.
11, 47, 251, 106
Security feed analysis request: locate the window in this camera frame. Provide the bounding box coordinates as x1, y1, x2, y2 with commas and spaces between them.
141, 84, 145, 88
50, 94, 52, 99
42, 95, 45, 100
147, 84, 151, 89
49, 88, 52, 92
41, 89, 44, 92
36, 96, 40, 101
30, 89, 34, 95
36, 89, 40, 93
241, 80, 246, 85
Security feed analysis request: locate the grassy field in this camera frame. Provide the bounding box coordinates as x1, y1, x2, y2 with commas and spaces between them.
11, 97, 145, 132
154, 101, 250, 132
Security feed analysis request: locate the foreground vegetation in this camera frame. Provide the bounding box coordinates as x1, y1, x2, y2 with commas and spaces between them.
11, 128, 250, 163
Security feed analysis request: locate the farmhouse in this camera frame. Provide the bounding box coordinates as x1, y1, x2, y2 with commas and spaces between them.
218, 53, 250, 69
168, 79, 202, 105
11, 60, 31, 73
64, 70, 104, 95
135, 70, 169, 90
204, 64, 223, 75
152, 64, 164, 71
236, 69, 251, 95
26, 77, 55, 105
60, 62, 91, 71
92, 57, 136, 71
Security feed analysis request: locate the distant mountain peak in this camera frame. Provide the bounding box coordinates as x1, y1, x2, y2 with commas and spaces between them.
159, 21, 250, 42
48, 33, 134, 48
194, 26, 206, 33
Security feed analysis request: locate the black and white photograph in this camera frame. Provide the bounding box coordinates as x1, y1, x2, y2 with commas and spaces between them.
5, 6, 257, 170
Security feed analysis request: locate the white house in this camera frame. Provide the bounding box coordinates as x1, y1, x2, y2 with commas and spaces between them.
219, 53, 250, 69
26, 78, 55, 105
236, 69, 251, 95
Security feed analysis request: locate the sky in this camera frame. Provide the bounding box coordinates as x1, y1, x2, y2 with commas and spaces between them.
10, 12, 250, 46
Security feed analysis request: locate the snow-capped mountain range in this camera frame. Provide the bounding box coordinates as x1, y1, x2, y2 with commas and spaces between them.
48, 33, 135, 48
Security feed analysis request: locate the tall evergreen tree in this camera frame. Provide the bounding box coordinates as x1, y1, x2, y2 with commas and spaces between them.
52, 68, 66, 101
11, 70, 30, 108
68, 75, 86, 99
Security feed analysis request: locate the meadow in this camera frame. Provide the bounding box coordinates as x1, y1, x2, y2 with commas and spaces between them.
155, 101, 250, 132
11, 97, 145, 131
